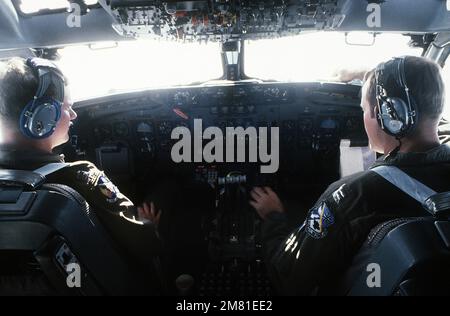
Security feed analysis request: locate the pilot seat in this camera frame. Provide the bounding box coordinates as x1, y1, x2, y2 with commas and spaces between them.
0, 166, 163, 295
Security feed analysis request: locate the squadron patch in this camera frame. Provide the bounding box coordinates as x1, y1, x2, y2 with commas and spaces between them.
305, 202, 335, 239
97, 175, 119, 203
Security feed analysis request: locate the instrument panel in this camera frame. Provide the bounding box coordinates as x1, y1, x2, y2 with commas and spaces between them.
108, 0, 344, 41
67, 82, 366, 188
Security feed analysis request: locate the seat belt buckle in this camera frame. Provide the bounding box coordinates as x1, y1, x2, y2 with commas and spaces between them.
423, 192, 450, 218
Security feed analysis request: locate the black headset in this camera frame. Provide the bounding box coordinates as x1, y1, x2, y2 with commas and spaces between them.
19, 57, 66, 139
375, 56, 417, 138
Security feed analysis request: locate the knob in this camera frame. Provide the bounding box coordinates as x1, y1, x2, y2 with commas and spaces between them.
175, 274, 195, 296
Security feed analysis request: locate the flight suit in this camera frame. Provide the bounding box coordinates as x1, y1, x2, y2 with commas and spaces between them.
262, 144, 450, 295
0, 148, 161, 265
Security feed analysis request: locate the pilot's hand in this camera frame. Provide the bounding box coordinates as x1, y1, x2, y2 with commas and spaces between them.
249, 187, 284, 220
137, 201, 161, 228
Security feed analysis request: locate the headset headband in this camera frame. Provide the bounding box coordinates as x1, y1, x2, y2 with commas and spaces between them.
375, 56, 416, 130
26, 57, 65, 103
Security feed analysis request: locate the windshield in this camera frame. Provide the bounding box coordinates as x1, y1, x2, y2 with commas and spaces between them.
443, 60, 450, 120
56, 40, 223, 101
58, 33, 428, 102
244, 32, 422, 83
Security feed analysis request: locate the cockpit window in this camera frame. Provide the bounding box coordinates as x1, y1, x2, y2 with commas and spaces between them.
443, 61, 450, 120
56, 40, 223, 101
17, 0, 98, 15
244, 33, 422, 83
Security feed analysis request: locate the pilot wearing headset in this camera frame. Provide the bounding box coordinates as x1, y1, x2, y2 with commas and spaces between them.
0, 57, 161, 265
249, 56, 450, 295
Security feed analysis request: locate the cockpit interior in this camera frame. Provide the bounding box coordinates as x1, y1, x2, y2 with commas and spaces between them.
0, 0, 450, 298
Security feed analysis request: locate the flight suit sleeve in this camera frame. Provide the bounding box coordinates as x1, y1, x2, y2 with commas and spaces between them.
262, 181, 356, 295
48, 161, 163, 265
60, 161, 141, 224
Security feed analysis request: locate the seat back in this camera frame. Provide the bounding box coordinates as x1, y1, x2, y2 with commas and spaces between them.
0, 169, 159, 295
342, 217, 450, 295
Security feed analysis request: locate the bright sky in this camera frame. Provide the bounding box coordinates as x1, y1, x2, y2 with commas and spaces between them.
56, 32, 449, 120
19, 0, 98, 14
57, 40, 223, 100
245, 32, 422, 81
442, 62, 450, 120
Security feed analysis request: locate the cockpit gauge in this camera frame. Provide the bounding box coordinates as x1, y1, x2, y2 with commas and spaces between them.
214, 88, 226, 99
250, 85, 263, 96
264, 87, 288, 99
220, 106, 230, 115
94, 124, 113, 140
247, 105, 256, 113
233, 87, 248, 97
136, 122, 153, 134
158, 121, 172, 135
264, 87, 280, 98
173, 91, 191, 106
282, 120, 296, 130
113, 121, 129, 137
235, 105, 246, 114
298, 118, 313, 133
320, 118, 338, 130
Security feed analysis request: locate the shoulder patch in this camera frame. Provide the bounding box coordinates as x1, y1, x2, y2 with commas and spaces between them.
305, 202, 335, 239
97, 175, 119, 203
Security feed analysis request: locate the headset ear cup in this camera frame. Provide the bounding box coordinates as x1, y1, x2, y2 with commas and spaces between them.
374, 57, 416, 138
19, 97, 62, 139
380, 97, 409, 136
390, 97, 408, 120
